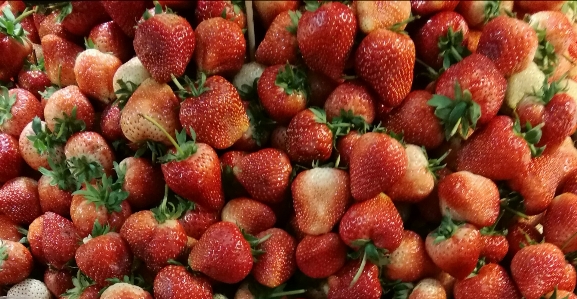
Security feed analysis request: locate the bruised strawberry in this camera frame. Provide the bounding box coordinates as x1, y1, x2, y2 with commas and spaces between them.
41, 34, 83, 87
153, 265, 213, 299
257, 64, 308, 124
297, 2, 356, 81
255, 11, 300, 66
194, 17, 245, 76
453, 263, 520, 299
296, 232, 347, 279
286, 108, 333, 165
134, 3, 195, 83
0, 132, 23, 183
101, 1, 148, 38
0, 239, 33, 285
254, 0, 299, 28
221, 197, 276, 235
327, 260, 382, 299
0, 177, 41, 225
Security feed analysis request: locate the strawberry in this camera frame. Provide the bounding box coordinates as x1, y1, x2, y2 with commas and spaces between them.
0, 132, 23, 183
100, 282, 153, 299
506, 221, 543, 257
75, 223, 133, 287
20, 118, 65, 171
453, 263, 520, 299
0, 177, 41, 225
44, 268, 73, 298
476, 16, 539, 77
17, 59, 52, 101
355, 27, 415, 107
221, 197, 276, 235
542, 193, 577, 253
408, 278, 447, 299
382, 90, 444, 150
252, 228, 296, 288
0, 214, 22, 241
179, 208, 219, 244
34, 10, 76, 41
562, 170, 577, 194
479, 233, 509, 263
134, 3, 195, 83
559, 262, 576, 293
233, 148, 292, 205
285, 108, 333, 165
60, 271, 100, 299
270, 125, 288, 153
425, 217, 482, 279
70, 175, 131, 238
295, 232, 347, 279
254, 0, 299, 28
543, 289, 577, 299
74, 46, 122, 105
101, 1, 148, 38
195, 0, 246, 29
511, 243, 567, 299
0, 239, 33, 285
410, 0, 460, 16
58, 1, 110, 37
324, 81, 376, 124
529, 11, 574, 78
0, 88, 41, 138
41, 34, 83, 87
438, 171, 500, 227
355, 1, 411, 33
385, 230, 437, 283
526, 91, 577, 149
297, 2, 356, 81
466, 30, 481, 52
514, 1, 565, 13
257, 64, 308, 124
26, 215, 46, 263
335, 129, 361, 167
88, 21, 134, 63
307, 69, 338, 107
7, 278, 51, 299
188, 221, 254, 284
112, 57, 152, 96
456, 1, 514, 29
0, 6, 33, 82
153, 265, 213, 299
255, 10, 300, 66
232, 61, 265, 90
41, 212, 80, 269
118, 157, 165, 210
292, 166, 350, 235
0, 1, 38, 44
387, 144, 441, 203
327, 260, 382, 299
349, 132, 407, 202
120, 186, 190, 272
120, 78, 181, 146
194, 17, 246, 76
414, 11, 470, 70
65, 131, 115, 177
100, 103, 126, 143
176, 74, 249, 149
44, 85, 96, 132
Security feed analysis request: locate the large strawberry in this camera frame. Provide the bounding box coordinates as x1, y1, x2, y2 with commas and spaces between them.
295, 232, 347, 279
74, 46, 122, 105
0, 6, 33, 81
40, 212, 80, 270
385, 230, 437, 283
453, 263, 520, 299
0, 87, 42, 137
194, 17, 245, 76
134, 3, 195, 83
101, 1, 148, 38
255, 11, 300, 66
252, 228, 297, 288
542, 193, 577, 253
0, 177, 42, 225
0, 239, 33, 285
118, 157, 165, 210
286, 108, 333, 165
297, 1, 356, 81
153, 265, 213, 299
41, 34, 83, 87
17, 59, 52, 101
176, 74, 249, 149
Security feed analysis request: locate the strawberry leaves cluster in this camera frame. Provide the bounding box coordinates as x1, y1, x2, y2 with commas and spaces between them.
0, 86, 16, 126
0, 6, 34, 44
71, 166, 128, 214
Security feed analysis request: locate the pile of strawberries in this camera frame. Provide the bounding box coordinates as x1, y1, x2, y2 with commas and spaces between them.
2, 0, 577, 298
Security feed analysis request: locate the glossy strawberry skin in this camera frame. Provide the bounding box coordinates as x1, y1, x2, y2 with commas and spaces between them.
179, 204, 220, 240
257, 64, 307, 124
252, 228, 297, 288
286, 109, 333, 165
411, 0, 460, 16
327, 260, 382, 299
44, 85, 96, 132
480, 234, 509, 263
0, 239, 33, 285
195, 0, 246, 30
17, 68, 52, 101
324, 81, 376, 124
41, 34, 83, 87
70, 191, 132, 239
256, 11, 299, 66
59, 1, 109, 37
539, 93, 577, 148
153, 265, 213, 299
0, 133, 23, 183
295, 232, 347, 279
386, 230, 437, 282
1, 88, 42, 137
221, 197, 276, 235
254, 0, 299, 28
89, 21, 134, 63
101, 1, 148, 38
41, 212, 80, 270
0, 32, 32, 82
0, 177, 41, 225
542, 193, 577, 253
453, 263, 520, 299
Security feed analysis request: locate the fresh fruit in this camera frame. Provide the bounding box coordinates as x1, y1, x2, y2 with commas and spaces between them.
295, 232, 347, 279
194, 17, 246, 76
153, 265, 213, 299
0, 176, 42, 225
0, 239, 33, 285
0, 132, 23, 183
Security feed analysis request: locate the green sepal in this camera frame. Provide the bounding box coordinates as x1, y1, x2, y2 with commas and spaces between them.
0, 86, 16, 126
286, 10, 301, 34
66, 156, 104, 189
113, 79, 138, 110
54, 2, 72, 23
0, 241, 8, 270
39, 157, 77, 192
389, 14, 419, 34
151, 185, 195, 224
23, 56, 45, 72
533, 26, 558, 76
539, 287, 570, 299
242, 229, 272, 262
498, 182, 528, 221
430, 215, 462, 244
39, 85, 59, 100
275, 64, 309, 98
84, 37, 96, 50
247, 281, 306, 299
483, 0, 502, 24
157, 128, 198, 163
171, 73, 210, 100
61, 270, 95, 299
0, 6, 34, 44
72, 174, 129, 213
52, 106, 87, 143
513, 117, 545, 157
381, 279, 414, 299
467, 257, 486, 278
438, 27, 471, 71
530, 75, 568, 105
142, 2, 173, 21
426, 148, 449, 180
304, 0, 322, 12
90, 220, 111, 237
27, 116, 64, 156
133, 140, 168, 164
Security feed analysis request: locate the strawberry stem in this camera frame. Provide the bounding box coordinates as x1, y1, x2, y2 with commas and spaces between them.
270, 289, 307, 297
350, 249, 367, 288
138, 113, 183, 156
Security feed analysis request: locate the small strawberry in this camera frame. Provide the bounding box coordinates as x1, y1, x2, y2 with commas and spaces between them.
453, 263, 520, 299
17, 58, 52, 101
292, 166, 350, 235
0, 132, 23, 183
44, 85, 96, 132
295, 232, 347, 279
194, 17, 246, 76
297, 1, 356, 81
254, 0, 299, 28
324, 81, 376, 124
511, 243, 567, 299
0, 176, 42, 225
385, 230, 437, 283
285, 108, 333, 165
89, 21, 135, 63
112, 57, 152, 95
44, 268, 73, 298
0, 87, 42, 137
37, 162, 74, 217
327, 260, 382, 299
233, 148, 292, 205
425, 217, 482, 280
74, 45, 122, 105
101, 1, 148, 38
0, 6, 33, 82
257, 64, 308, 124
134, 3, 195, 83
355, 1, 412, 33
479, 233, 509, 264
256, 10, 300, 66
543, 193, 577, 253
60, 270, 100, 299
408, 278, 447, 299
100, 103, 126, 143
65, 131, 115, 177
41, 34, 83, 87
100, 281, 153, 299
221, 197, 276, 235
410, 0, 460, 16
19, 118, 64, 171
179, 204, 220, 240
153, 265, 213, 299
335, 129, 361, 167
118, 157, 165, 210
456, 1, 514, 29
506, 221, 543, 257
0, 214, 22, 242
252, 228, 296, 288
195, 0, 246, 29
41, 212, 80, 269
0, 239, 33, 285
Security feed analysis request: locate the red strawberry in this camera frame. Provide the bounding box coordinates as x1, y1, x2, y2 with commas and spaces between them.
559, 262, 576, 293
270, 125, 288, 153
34, 10, 76, 41
295, 232, 347, 279
411, 0, 460, 16
0, 239, 33, 285
297, 2, 357, 81
118, 157, 165, 210
388, 230, 438, 283
511, 243, 567, 299
425, 217, 482, 280
0, 7, 33, 82
257, 64, 308, 124
153, 265, 213, 299
41, 34, 83, 87
41, 212, 80, 269
349, 132, 407, 201
307, 69, 338, 107
194, 17, 245, 76
438, 171, 500, 227
195, 0, 246, 29
60, 271, 100, 299
335, 129, 361, 167
479, 233, 509, 263
120, 78, 181, 146
252, 228, 296, 288
453, 263, 520, 299
179, 204, 220, 240
75, 225, 133, 287
101, 1, 148, 38
65, 131, 115, 176
74, 47, 122, 105
285, 108, 333, 165
44, 268, 73, 298
476, 16, 538, 76
529, 11, 573, 56
19, 118, 65, 171
221, 197, 276, 235
355, 27, 415, 107
292, 166, 350, 235
408, 278, 447, 299
255, 11, 300, 66
177, 74, 249, 149
327, 260, 382, 299
59, 1, 109, 37
17, 61, 52, 101
100, 282, 153, 299
0, 87, 42, 138
382, 90, 444, 149
514, 1, 565, 13
233, 148, 292, 205
467, 30, 481, 52
324, 81, 376, 124
414, 11, 470, 70
134, 4, 195, 83
0, 214, 22, 242
506, 221, 543, 257
254, 0, 299, 28
539, 93, 577, 149
355, 1, 411, 33
44, 85, 96, 132
543, 290, 577, 299
26, 215, 45, 263
543, 193, 577, 253
0, 177, 41, 225
456, 1, 514, 29
0, 133, 23, 183
99, 104, 125, 143
188, 221, 254, 284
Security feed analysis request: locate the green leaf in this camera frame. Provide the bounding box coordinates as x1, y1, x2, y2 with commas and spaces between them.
274, 64, 309, 98
39, 85, 59, 100
0, 241, 8, 270
286, 10, 301, 34
483, 0, 502, 23
430, 215, 462, 244
84, 37, 95, 50
62, 270, 94, 299
113, 79, 139, 110
437, 27, 471, 70
66, 156, 104, 189
55, 2, 73, 23
171, 73, 210, 100
0, 86, 16, 126
52, 106, 87, 143
72, 174, 128, 213
151, 185, 194, 224
533, 26, 558, 76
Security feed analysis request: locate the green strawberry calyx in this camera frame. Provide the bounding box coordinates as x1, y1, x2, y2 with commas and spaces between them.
513, 116, 545, 157
151, 185, 195, 224
0, 86, 16, 126
0, 6, 35, 44
61, 270, 95, 299
430, 215, 462, 244
113, 79, 139, 110
172, 73, 210, 100
139, 113, 198, 163
438, 27, 471, 71
0, 240, 8, 270
275, 63, 309, 98
242, 229, 272, 262
349, 239, 389, 287
71, 173, 128, 214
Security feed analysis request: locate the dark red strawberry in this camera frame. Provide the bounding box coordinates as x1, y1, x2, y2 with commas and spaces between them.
327, 260, 382, 299
153, 265, 213, 299
44, 268, 73, 298
88, 21, 134, 63
256, 10, 300, 66
0, 214, 22, 242
194, 17, 246, 76
101, 1, 148, 38
257, 64, 308, 124
118, 157, 165, 210
542, 193, 577, 253
324, 81, 376, 124
285, 108, 333, 165
506, 221, 543, 257
221, 197, 276, 235
59, 1, 110, 37
41, 212, 80, 269
0, 6, 33, 82
41, 34, 83, 87
296, 232, 347, 279
0, 133, 23, 183
252, 228, 296, 288
17, 59, 52, 101
179, 204, 220, 240
195, 0, 246, 29
479, 233, 509, 264
0, 176, 41, 225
